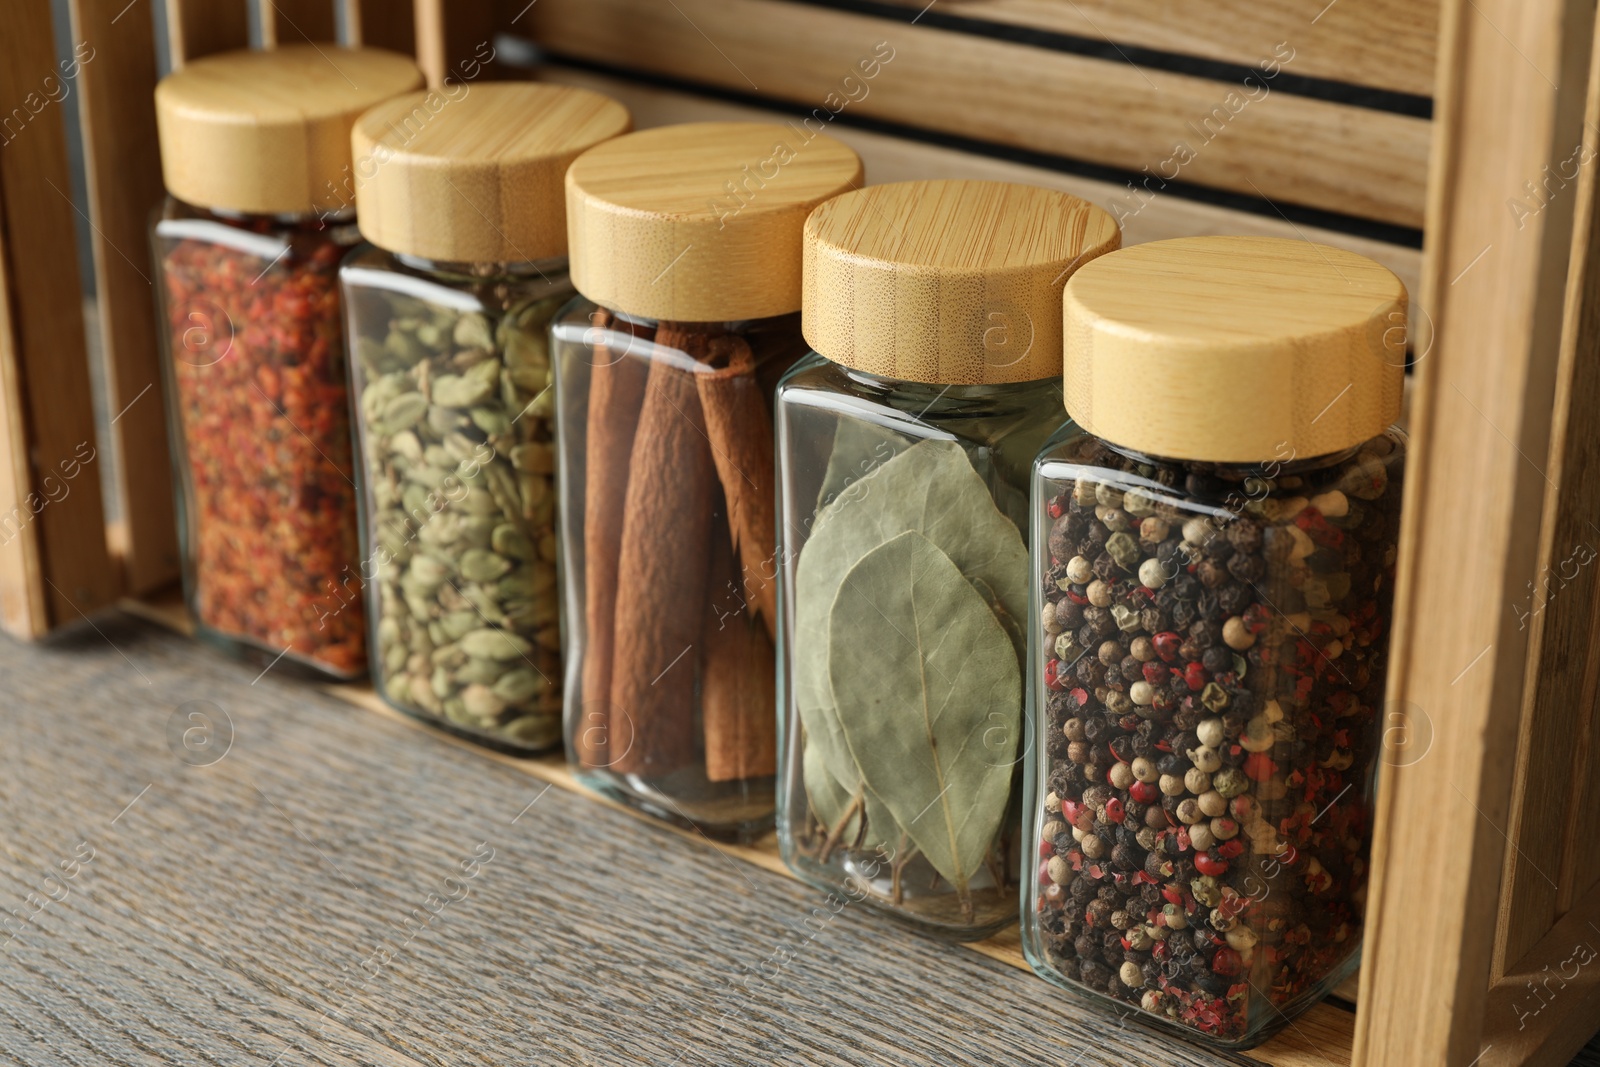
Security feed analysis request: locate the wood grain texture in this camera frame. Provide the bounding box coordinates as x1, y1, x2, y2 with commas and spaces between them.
1479, 880, 1600, 1067
0, 614, 1317, 1067
802, 179, 1119, 384
523, 0, 1432, 228
1353, 0, 1599, 1064
1063, 235, 1406, 463
534, 66, 1426, 333
164, 0, 250, 67
863, 0, 1439, 98
1494, 9, 1600, 977
67, 0, 180, 598
414, 0, 498, 90
116, 592, 1354, 1067
351, 83, 630, 263
0, 0, 121, 639
154, 44, 423, 215
342, 0, 416, 54
567, 122, 863, 321
259, 0, 338, 46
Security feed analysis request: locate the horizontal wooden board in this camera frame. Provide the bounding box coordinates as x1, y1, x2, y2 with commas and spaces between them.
122, 591, 1355, 1067
861, 0, 1439, 99
524, 0, 1432, 228
538, 66, 1423, 322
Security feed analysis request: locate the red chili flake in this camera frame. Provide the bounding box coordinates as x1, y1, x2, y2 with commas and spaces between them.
1038, 838, 1054, 858
1142, 661, 1166, 686
1184, 662, 1206, 691
1065, 590, 1089, 605
1244, 753, 1278, 781
160, 221, 364, 677
1195, 851, 1229, 876
1218, 839, 1245, 860
1048, 499, 1064, 519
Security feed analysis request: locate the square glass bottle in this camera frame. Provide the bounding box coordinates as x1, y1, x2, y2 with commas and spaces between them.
775, 180, 1120, 938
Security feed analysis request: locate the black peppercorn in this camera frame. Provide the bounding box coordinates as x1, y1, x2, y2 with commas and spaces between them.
1202, 645, 1233, 674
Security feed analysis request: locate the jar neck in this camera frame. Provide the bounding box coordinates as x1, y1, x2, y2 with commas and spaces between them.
597, 305, 768, 333
836, 362, 1056, 403
1091, 434, 1363, 478
395, 252, 569, 280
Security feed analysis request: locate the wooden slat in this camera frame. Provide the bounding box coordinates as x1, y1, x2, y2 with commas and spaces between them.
1479, 880, 1600, 1067
866, 0, 1439, 99
258, 0, 337, 46
164, 0, 249, 66
124, 588, 1349, 1067
1353, 0, 1598, 1063
342, 0, 415, 54
538, 65, 1423, 320
524, 0, 1432, 228
1494, 9, 1600, 977
414, 0, 497, 89
0, 0, 121, 639
67, 0, 179, 598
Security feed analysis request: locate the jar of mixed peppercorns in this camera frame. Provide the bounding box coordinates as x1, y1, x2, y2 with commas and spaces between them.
1022, 235, 1408, 1047
152, 45, 421, 679
341, 83, 630, 753
775, 179, 1119, 938
552, 122, 863, 839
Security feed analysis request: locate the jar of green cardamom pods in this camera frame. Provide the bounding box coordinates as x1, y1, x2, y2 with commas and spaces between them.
341, 83, 630, 753
774, 179, 1120, 938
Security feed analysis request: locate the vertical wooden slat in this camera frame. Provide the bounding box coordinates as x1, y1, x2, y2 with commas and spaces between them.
414, 0, 497, 89
67, 0, 179, 598
0, 0, 121, 638
343, 0, 415, 54
1493, 9, 1600, 976
259, 0, 338, 46
165, 0, 249, 67
1353, 0, 1597, 1064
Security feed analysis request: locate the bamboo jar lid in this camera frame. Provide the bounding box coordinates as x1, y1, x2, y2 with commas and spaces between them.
566, 122, 864, 321
1063, 235, 1407, 463
802, 180, 1120, 384
352, 84, 631, 264
155, 45, 422, 216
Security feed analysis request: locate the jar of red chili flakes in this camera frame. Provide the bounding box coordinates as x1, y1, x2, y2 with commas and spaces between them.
1022, 236, 1408, 1049
152, 45, 421, 679
342, 84, 630, 753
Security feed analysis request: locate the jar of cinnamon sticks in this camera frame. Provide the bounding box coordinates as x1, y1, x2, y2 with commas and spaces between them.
341, 83, 630, 753
553, 122, 863, 839
775, 180, 1119, 938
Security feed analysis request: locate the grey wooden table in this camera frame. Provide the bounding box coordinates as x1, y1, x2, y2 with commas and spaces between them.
2, 614, 1597, 1067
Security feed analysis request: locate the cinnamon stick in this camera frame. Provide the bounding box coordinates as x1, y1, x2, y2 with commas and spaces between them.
607, 325, 717, 776
578, 310, 648, 769
695, 334, 778, 639
702, 521, 778, 782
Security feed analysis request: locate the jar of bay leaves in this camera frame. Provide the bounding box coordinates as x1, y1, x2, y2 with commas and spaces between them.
1022, 236, 1408, 1048
152, 46, 422, 680
553, 122, 863, 839
775, 179, 1120, 938
341, 83, 630, 753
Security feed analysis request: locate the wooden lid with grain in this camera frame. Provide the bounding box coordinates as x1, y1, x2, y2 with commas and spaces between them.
566, 122, 864, 321
802, 180, 1120, 384
352, 84, 631, 264
1064, 235, 1407, 463
155, 45, 422, 216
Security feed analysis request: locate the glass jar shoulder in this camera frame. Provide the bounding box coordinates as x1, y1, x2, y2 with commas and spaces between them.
1034, 426, 1407, 522
153, 195, 357, 266
340, 245, 571, 319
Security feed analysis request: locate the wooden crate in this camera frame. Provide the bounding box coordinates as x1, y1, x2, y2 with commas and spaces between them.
1, 0, 1597, 1063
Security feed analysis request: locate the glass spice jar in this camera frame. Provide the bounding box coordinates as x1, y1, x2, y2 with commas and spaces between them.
775, 179, 1120, 939
553, 122, 864, 839
341, 84, 631, 754
152, 45, 422, 679
1022, 235, 1409, 1047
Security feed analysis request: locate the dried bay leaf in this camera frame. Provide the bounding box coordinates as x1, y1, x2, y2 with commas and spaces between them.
793, 439, 1026, 852
827, 531, 1020, 890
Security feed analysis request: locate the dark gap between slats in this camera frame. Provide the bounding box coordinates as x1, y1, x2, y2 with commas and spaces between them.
788, 0, 1433, 118
509, 47, 1425, 250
